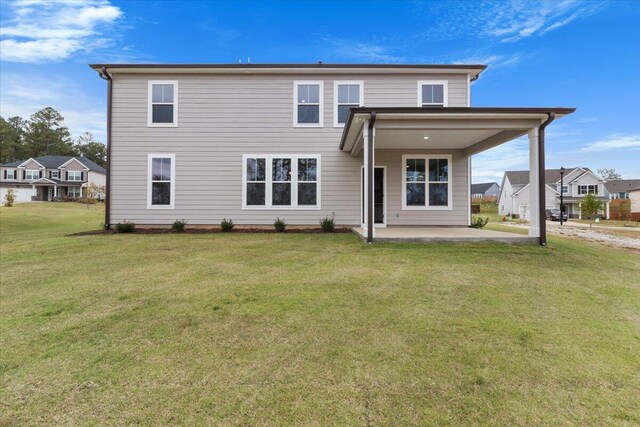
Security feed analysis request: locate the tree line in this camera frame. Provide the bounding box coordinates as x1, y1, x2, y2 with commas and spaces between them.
0, 107, 106, 167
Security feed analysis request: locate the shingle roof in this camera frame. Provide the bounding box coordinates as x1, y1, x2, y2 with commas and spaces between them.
504, 168, 590, 186
1, 155, 106, 174
604, 179, 640, 193
471, 182, 498, 194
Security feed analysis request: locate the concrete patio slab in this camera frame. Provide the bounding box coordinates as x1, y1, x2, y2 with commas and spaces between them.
352, 226, 537, 244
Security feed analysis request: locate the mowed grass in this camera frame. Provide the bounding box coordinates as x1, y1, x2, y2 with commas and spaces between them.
1, 203, 639, 425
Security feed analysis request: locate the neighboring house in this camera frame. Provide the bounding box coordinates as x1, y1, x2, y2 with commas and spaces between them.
604, 179, 640, 199
90, 62, 574, 244
498, 167, 607, 219
630, 188, 640, 216
471, 182, 500, 199
0, 155, 106, 202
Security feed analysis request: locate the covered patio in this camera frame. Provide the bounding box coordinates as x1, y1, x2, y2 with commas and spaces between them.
340, 107, 575, 244
353, 226, 535, 243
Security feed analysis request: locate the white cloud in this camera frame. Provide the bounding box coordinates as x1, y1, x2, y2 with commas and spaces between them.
0, 72, 106, 141
0, 0, 123, 63
580, 134, 640, 152
417, 0, 606, 43
472, 137, 530, 183
454, 53, 521, 68
321, 37, 406, 63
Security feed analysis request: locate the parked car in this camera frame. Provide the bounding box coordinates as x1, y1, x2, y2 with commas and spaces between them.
546, 209, 568, 221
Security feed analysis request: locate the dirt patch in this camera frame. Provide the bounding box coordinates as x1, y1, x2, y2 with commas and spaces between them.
70, 227, 354, 236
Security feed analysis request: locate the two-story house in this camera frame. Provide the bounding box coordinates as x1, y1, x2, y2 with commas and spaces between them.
604, 179, 640, 200
0, 155, 106, 202
90, 63, 574, 244
498, 167, 607, 219
471, 182, 500, 199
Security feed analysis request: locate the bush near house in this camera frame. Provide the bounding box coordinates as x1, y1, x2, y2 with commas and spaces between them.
274, 217, 287, 232
115, 221, 135, 233
319, 214, 336, 232
470, 216, 489, 228
3, 189, 16, 207
220, 218, 234, 232
172, 219, 187, 232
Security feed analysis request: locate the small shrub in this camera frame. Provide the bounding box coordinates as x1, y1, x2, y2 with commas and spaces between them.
470, 216, 489, 229
220, 218, 234, 232
3, 189, 16, 207
274, 217, 287, 233
115, 220, 136, 233
319, 213, 335, 232
172, 219, 187, 232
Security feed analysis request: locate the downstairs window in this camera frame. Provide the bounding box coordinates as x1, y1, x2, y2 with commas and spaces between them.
243, 155, 320, 208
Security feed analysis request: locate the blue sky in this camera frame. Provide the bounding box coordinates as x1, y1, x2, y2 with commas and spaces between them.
1, 0, 638, 182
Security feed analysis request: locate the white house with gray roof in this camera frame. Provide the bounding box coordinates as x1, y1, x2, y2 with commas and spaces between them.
0, 155, 106, 203
89, 62, 574, 244
499, 167, 607, 219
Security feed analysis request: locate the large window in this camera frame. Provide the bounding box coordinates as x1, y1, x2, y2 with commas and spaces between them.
402, 155, 452, 209
6, 170, 16, 180
148, 81, 178, 126
147, 154, 175, 208
243, 154, 320, 209
67, 171, 82, 181
67, 187, 81, 198
25, 170, 40, 180
578, 184, 598, 195
334, 81, 363, 127
294, 81, 323, 127
418, 80, 448, 107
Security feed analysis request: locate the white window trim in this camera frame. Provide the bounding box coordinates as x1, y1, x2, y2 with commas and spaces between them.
401, 154, 453, 210
6, 170, 16, 180
25, 170, 40, 180
67, 187, 82, 198
417, 80, 448, 107
293, 81, 324, 128
242, 154, 321, 210
67, 171, 82, 181
148, 80, 178, 127
147, 154, 175, 209
51, 170, 60, 179
333, 80, 364, 128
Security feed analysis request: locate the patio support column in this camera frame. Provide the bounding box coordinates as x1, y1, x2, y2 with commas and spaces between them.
363, 114, 376, 243
528, 127, 541, 239
54, 185, 57, 201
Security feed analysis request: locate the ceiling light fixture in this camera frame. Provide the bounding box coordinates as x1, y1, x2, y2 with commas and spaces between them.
423, 136, 430, 140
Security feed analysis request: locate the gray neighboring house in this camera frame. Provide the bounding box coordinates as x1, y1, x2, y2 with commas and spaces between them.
604, 179, 640, 199
471, 182, 500, 199
0, 155, 106, 202
499, 167, 607, 219
90, 62, 574, 244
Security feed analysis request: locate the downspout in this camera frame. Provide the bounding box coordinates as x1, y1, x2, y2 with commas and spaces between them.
99, 66, 112, 229
538, 112, 555, 246
366, 112, 376, 243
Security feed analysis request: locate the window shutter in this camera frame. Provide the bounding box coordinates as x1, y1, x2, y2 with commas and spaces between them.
49, 170, 52, 178
3, 170, 6, 179
23, 170, 26, 179
80, 172, 84, 181
65, 171, 68, 181
39, 170, 43, 178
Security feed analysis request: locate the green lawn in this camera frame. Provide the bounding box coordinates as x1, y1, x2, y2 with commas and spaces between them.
1, 203, 639, 425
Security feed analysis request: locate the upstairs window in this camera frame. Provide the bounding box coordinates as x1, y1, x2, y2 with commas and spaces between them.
402, 155, 452, 209
148, 154, 175, 208
243, 154, 320, 208
334, 81, 363, 126
294, 81, 323, 127
578, 185, 598, 195
5, 170, 16, 180
25, 170, 40, 180
418, 81, 447, 107
51, 170, 60, 179
561, 185, 568, 194
67, 171, 82, 181
148, 81, 178, 126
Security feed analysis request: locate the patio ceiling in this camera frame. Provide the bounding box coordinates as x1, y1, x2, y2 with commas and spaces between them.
340, 107, 575, 156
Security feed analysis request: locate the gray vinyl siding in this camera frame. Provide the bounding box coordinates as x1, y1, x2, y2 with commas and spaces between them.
109, 73, 470, 225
